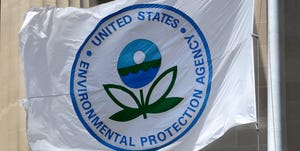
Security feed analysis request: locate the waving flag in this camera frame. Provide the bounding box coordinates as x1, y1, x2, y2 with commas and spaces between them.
19, 0, 255, 150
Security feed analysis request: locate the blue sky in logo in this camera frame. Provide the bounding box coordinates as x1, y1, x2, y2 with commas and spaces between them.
117, 39, 161, 69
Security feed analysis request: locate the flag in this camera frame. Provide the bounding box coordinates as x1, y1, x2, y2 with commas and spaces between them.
19, 0, 255, 150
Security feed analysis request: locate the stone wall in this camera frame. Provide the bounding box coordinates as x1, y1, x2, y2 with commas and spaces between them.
284, 0, 300, 150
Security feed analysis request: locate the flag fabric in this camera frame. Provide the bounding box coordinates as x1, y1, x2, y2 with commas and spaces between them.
19, 0, 255, 150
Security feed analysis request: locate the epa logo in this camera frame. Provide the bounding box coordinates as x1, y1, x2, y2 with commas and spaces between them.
104, 39, 183, 122
70, 4, 212, 150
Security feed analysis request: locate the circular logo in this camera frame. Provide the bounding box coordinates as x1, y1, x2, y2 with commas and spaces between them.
117, 39, 161, 89
70, 4, 212, 150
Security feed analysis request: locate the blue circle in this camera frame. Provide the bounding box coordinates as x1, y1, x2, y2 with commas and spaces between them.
117, 39, 161, 69
180, 28, 186, 33
86, 50, 92, 56
117, 39, 161, 89
70, 4, 212, 151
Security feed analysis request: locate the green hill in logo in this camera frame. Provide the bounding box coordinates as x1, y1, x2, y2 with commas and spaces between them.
118, 59, 161, 76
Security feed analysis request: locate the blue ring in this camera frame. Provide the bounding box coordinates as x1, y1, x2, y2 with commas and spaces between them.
70, 4, 213, 151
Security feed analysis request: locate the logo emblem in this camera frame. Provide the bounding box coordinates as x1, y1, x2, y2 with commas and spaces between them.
71, 4, 212, 150
105, 39, 183, 122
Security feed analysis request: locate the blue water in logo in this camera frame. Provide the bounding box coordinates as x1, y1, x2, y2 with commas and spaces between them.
119, 67, 160, 88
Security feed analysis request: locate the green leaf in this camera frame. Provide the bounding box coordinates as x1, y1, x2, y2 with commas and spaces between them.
109, 108, 141, 122
145, 66, 178, 106
146, 97, 183, 113
103, 84, 141, 109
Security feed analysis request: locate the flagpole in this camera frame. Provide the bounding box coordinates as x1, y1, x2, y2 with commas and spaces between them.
267, 0, 287, 151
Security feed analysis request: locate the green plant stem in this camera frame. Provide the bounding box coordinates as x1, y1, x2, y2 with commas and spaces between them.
139, 89, 147, 119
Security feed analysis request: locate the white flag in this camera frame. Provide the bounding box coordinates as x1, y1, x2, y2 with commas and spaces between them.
19, 0, 256, 150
